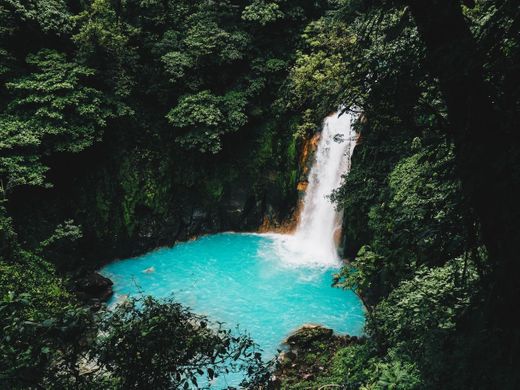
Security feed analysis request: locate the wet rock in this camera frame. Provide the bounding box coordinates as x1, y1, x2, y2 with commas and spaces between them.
74, 271, 113, 304
278, 350, 297, 365
274, 324, 363, 387
285, 324, 334, 350
297, 181, 309, 192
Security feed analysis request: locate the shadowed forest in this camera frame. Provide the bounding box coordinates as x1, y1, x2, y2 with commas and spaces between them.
1, 0, 519, 389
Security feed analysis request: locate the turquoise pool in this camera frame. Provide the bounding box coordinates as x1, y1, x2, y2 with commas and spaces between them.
101, 232, 365, 385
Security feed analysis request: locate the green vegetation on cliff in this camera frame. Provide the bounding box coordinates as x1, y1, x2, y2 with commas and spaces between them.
0, 1, 324, 388
2, 0, 326, 270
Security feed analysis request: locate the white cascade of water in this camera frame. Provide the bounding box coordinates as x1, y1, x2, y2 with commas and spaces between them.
270, 111, 356, 267
293, 111, 356, 264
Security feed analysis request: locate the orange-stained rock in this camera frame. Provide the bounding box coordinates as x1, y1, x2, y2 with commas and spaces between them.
333, 226, 343, 247
299, 132, 320, 176
257, 130, 319, 234
297, 181, 308, 192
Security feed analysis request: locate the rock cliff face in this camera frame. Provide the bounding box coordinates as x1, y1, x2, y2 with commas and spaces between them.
257, 131, 320, 234
7, 119, 317, 270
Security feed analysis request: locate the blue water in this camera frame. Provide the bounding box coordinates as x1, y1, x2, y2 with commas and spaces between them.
101, 233, 364, 384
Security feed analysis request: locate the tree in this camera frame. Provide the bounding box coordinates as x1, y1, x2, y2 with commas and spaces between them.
0, 49, 114, 191
403, 0, 520, 380
167, 90, 247, 153
92, 296, 267, 389
242, 0, 285, 26
292, 1, 519, 387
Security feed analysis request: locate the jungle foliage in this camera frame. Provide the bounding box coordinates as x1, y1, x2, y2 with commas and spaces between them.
0, 0, 325, 388
1, 0, 327, 271
1, 289, 267, 389
283, 0, 520, 388
1, 0, 519, 389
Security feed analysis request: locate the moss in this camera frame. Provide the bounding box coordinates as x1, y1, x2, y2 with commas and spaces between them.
277, 327, 367, 389
95, 189, 111, 226
287, 134, 298, 162
304, 352, 317, 364
119, 157, 141, 236
280, 342, 377, 390
285, 135, 299, 192
115, 148, 174, 237
205, 179, 225, 201
253, 123, 276, 171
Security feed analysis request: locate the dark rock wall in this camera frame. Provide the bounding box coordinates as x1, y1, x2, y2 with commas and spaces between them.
7, 116, 310, 270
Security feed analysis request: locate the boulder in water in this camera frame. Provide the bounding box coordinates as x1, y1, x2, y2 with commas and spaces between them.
73, 271, 113, 307
284, 324, 334, 351
275, 324, 362, 387
278, 350, 297, 366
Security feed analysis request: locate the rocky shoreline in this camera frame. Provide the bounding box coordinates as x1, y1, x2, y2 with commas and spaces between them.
71, 271, 114, 310
272, 325, 362, 389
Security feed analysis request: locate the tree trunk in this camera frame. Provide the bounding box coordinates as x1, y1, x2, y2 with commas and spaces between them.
406, 0, 519, 376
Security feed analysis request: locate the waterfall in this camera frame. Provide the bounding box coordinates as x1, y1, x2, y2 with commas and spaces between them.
293, 111, 356, 263
271, 111, 356, 267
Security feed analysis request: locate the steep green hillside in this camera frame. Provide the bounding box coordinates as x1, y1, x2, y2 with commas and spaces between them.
1, 0, 327, 269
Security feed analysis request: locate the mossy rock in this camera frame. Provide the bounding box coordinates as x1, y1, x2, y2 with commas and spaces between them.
285, 324, 334, 351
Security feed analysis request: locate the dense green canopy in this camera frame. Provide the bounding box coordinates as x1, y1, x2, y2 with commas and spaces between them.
1, 0, 519, 388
